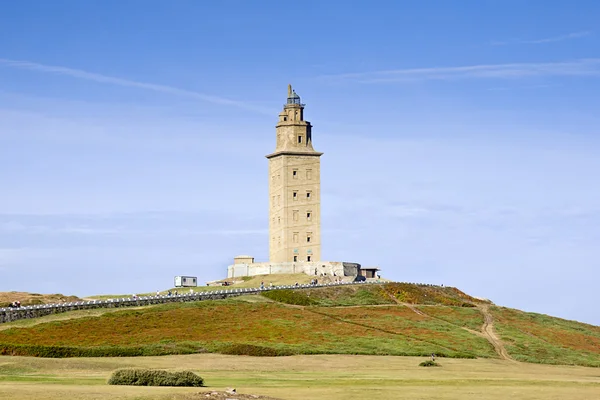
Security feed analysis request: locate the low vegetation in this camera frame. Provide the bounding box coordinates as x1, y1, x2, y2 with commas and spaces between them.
216, 343, 295, 357
416, 305, 485, 331
381, 283, 484, 307
419, 360, 440, 367
261, 289, 315, 306
491, 306, 600, 367
107, 368, 204, 387
296, 285, 394, 306
0, 341, 206, 358
261, 283, 482, 308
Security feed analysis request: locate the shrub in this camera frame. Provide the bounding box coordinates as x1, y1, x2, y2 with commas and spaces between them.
419, 360, 440, 367
217, 343, 295, 357
107, 368, 204, 387
261, 289, 314, 306
0, 342, 206, 358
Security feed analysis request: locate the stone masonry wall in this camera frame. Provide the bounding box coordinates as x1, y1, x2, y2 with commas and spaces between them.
227, 261, 350, 278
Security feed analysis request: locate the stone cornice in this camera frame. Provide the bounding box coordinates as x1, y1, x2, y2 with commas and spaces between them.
265, 150, 324, 159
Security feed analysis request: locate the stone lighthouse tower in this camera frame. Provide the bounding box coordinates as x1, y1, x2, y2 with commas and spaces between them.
266, 85, 323, 263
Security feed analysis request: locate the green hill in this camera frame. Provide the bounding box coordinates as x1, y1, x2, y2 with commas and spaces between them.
1, 281, 598, 367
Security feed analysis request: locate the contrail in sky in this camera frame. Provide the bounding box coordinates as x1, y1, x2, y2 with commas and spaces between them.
321, 58, 600, 83
0, 58, 273, 115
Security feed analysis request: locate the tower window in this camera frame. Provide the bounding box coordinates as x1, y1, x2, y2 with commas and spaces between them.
307, 256, 311, 262
306, 169, 312, 180
283, 116, 287, 121
293, 255, 298, 262
298, 135, 303, 144
307, 232, 312, 243
293, 232, 299, 243
293, 210, 299, 221
307, 212, 312, 221
292, 169, 298, 179
278, 216, 281, 225
306, 191, 312, 199
293, 191, 298, 200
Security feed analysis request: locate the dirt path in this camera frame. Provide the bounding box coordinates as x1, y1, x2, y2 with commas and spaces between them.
478, 304, 516, 362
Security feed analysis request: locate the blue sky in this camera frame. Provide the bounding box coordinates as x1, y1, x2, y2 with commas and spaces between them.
1, 1, 599, 325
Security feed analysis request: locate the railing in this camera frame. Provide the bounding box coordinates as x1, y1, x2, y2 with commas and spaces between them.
0, 280, 378, 324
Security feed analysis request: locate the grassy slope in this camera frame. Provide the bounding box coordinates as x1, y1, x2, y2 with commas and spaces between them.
1, 283, 599, 367
416, 305, 485, 331
491, 306, 600, 367
0, 299, 494, 358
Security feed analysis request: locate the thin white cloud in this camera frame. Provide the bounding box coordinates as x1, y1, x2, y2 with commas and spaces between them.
523, 30, 592, 44
493, 31, 592, 46
321, 59, 600, 83
0, 221, 267, 236
0, 58, 273, 114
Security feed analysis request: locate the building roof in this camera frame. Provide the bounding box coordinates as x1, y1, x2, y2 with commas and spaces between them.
234, 255, 254, 259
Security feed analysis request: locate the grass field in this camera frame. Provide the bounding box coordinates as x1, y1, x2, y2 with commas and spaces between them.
0, 354, 599, 400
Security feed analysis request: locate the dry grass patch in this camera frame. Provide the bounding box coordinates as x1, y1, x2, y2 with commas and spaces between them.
0, 292, 81, 307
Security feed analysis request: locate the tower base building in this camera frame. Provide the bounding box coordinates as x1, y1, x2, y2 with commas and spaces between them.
226, 86, 381, 281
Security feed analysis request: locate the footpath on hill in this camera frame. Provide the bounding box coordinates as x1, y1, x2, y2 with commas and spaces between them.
298, 286, 516, 361
477, 304, 515, 361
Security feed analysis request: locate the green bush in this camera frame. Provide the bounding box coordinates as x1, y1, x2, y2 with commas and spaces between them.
261, 289, 315, 306
107, 368, 204, 387
217, 343, 295, 357
0, 342, 206, 358
419, 360, 440, 367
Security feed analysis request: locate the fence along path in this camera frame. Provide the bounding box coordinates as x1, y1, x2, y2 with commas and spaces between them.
0, 281, 374, 324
